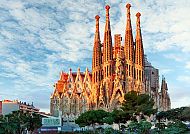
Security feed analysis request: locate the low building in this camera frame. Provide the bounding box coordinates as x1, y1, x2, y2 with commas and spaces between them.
2, 100, 40, 115
19, 102, 40, 113
0, 101, 2, 115
2, 100, 19, 115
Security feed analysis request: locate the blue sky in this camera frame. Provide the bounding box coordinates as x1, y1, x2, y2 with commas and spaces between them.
0, 0, 190, 112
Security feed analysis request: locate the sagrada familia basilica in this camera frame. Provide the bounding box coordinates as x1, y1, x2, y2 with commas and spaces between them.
50, 3, 171, 121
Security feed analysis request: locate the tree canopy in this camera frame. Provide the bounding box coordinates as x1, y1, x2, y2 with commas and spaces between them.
156, 107, 190, 121
75, 91, 156, 130
121, 91, 157, 116
0, 110, 42, 134
75, 109, 109, 127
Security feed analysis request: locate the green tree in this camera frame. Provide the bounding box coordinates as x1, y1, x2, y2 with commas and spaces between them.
136, 94, 156, 116
128, 120, 152, 134
75, 109, 109, 133
0, 110, 42, 134
180, 107, 190, 121
156, 107, 190, 122
161, 120, 188, 134
121, 91, 156, 120
138, 120, 152, 134
26, 112, 42, 133
109, 109, 130, 130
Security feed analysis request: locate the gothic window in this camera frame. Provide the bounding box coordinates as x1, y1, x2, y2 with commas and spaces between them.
129, 65, 131, 76
77, 84, 79, 88
142, 71, 144, 81
96, 72, 98, 82
107, 66, 108, 77
99, 71, 101, 81
69, 78, 72, 82
132, 66, 134, 77
68, 84, 71, 88
78, 77, 80, 81
110, 65, 111, 75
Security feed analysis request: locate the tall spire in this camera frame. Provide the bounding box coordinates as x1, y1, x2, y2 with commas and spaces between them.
126, 3, 132, 30
103, 5, 113, 63
125, 3, 134, 62
92, 15, 102, 83
136, 12, 142, 40
105, 5, 111, 32
97, 5, 113, 109
124, 3, 134, 80
92, 15, 101, 69
94, 15, 100, 46
161, 76, 166, 91
135, 12, 144, 66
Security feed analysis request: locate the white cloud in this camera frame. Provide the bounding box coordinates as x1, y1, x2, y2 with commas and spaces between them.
177, 75, 190, 83
169, 85, 190, 108
164, 54, 185, 62
185, 62, 190, 70
159, 68, 173, 75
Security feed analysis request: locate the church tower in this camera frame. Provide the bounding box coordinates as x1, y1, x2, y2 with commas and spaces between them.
124, 3, 134, 92
134, 12, 144, 93
159, 76, 171, 111
50, 3, 171, 119
92, 15, 102, 109
109, 34, 125, 110
99, 5, 113, 110
102, 5, 113, 78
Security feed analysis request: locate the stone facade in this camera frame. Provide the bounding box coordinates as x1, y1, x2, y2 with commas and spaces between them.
144, 56, 171, 111
50, 3, 171, 120
159, 76, 171, 111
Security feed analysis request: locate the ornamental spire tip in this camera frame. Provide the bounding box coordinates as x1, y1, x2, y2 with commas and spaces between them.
136, 12, 141, 17
95, 15, 100, 20
126, 3, 131, 9
105, 5, 110, 10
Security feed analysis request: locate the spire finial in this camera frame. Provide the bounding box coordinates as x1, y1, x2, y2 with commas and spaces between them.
126, 3, 131, 19
105, 5, 110, 20
105, 5, 110, 10
136, 12, 141, 18
95, 15, 100, 33
126, 3, 131, 9
95, 15, 100, 20
60, 71, 64, 80
86, 67, 88, 72
162, 75, 165, 80
126, 3, 132, 29
135, 12, 143, 66
124, 3, 134, 62
136, 12, 141, 27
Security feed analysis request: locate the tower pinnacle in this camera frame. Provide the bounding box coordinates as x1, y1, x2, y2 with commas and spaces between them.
103, 4, 112, 63
135, 12, 144, 66
94, 15, 100, 45
92, 15, 102, 83
105, 5, 110, 10
126, 3, 132, 29
136, 12, 141, 38
124, 3, 134, 80
105, 5, 110, 23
